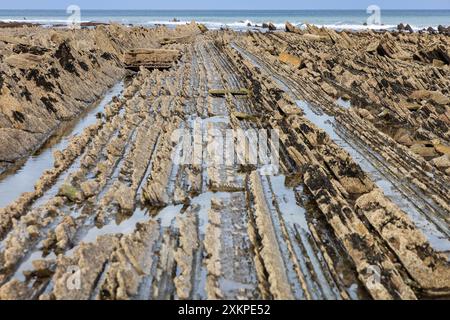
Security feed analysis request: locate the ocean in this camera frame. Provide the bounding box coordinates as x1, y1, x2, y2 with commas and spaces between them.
0, 9, 449, 31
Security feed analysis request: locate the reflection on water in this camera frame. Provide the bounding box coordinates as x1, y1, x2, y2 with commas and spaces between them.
295, 100, 450, 254
0, 82, 124, 209
232, 43, 450, 255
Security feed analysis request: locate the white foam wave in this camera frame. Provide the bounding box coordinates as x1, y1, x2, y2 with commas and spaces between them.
0, 17, 435, 32
144, 20, 427, 32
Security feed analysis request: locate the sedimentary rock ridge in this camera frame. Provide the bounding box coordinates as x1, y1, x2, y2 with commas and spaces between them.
0, 24, 448, 300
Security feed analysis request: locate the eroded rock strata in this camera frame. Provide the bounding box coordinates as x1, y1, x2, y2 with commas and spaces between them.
0, 24, 449, 300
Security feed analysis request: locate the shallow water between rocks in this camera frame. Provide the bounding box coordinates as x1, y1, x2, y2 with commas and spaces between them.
232, 42, 450, 256
0, 82, 124, 209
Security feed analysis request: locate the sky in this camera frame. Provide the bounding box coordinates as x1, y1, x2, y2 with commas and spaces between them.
0, 0, 449, 10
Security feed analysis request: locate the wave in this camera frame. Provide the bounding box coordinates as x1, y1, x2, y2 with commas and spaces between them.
0, 17, 434, 32
0, 18, 79, 24
144, 20, 425, 31
318, 24, 399, 31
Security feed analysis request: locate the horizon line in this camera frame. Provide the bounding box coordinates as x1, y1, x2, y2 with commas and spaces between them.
1, 8, 450, 11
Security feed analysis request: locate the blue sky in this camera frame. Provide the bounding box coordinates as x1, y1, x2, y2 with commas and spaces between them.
1, 0, 449, 10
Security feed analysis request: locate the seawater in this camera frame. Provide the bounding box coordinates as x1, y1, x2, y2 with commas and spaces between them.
0, 9, 449, 31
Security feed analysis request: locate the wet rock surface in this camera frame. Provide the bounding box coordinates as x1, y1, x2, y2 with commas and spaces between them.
0, 24, 449, 300
0, 23, 201, 174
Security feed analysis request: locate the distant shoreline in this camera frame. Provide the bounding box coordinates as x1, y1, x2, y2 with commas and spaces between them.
0, 9, 449, 31
0, 20, 448, 34
0, 9, 449, 11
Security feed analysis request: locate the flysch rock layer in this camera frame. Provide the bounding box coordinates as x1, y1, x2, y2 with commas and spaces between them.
0, 23, 202, 173
0, 23, 449, 300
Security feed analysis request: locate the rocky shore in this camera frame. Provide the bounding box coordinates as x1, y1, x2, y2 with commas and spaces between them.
0, 22, 448, 300
0, 22, 203, 174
